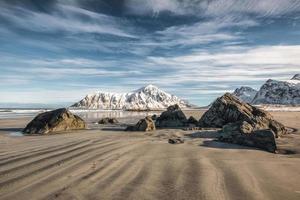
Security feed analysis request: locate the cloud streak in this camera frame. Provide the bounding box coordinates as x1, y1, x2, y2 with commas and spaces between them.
0, 1, 299, 106
126, 0, 300, 17
0, 3, 136, 38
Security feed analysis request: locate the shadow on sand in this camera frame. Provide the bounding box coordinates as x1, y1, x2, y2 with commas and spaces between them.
0, 127, 23, 132
200, 140, 255, 150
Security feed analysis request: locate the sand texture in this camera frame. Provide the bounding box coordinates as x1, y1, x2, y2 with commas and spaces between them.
0, 111, 299, 200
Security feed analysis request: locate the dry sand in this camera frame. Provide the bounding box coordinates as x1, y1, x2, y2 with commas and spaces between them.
0, 111, 300, 200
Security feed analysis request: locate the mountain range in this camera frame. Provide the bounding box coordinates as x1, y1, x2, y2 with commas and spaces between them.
72, 85, 191, 110
72, 74, 300, 110
233, 74, 300, 105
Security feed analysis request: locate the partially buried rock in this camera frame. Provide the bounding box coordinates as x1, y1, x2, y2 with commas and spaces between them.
23, 108, 86, 134
98, 117, 118, 124
156, 104, 187, 128
125, 116, 155, 132
220, 125, 277, 153
199, 93, 286, 137
168, 137, 184, 144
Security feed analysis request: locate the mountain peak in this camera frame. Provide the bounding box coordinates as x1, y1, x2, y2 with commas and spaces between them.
134, 84, 161, 94
291, 74, 300, 80
232, 86, 257, 103
141, 84, 159, 90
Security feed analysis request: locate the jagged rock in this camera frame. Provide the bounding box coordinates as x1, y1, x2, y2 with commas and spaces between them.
98, 117, 118, 124
156, 104, 187, 127
187, 116, 198, 125
199, 93, 287, 137
125, 116, 155, 132
219, 126, 277, 153
168, 137, 184, 144
23, 108, 86, 134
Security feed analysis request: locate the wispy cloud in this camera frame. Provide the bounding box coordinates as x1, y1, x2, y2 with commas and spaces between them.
0, 4, 136, 38
126, 0, 300, 17
0, 1, 299, 106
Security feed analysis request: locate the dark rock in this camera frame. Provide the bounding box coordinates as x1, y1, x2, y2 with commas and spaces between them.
168, 137, 184, 144
125, 116, 155, 132
151, 114, 158, 120
219, 127, 277, 153
187, 116, 198, 125
98, 117, 119, 124
156, 104, 187, 128
199, 93, 286, 137
23, 108, 86, 134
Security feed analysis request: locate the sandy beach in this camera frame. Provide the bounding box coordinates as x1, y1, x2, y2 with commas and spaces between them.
0, 110, 300, 200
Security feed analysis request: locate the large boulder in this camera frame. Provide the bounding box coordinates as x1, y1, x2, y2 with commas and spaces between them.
156, 104, 187, 128
23, 108, 86, 134
220, 125, 277, 153
199, 93, 286, 137
125, 116, 155, 132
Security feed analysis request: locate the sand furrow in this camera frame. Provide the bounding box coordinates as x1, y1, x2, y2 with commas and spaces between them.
0, 135, 96, 160
0, 139, 115, 178
0, 139, 147, 199
0, 140, 122, 193
0, 139, 91, 167
90, 142, 159, 200
42, 141, 149, 200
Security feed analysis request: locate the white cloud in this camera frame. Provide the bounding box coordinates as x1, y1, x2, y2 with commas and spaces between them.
0, 4, 136, 38
142, 45, 300, 91
126, 0, 300, 17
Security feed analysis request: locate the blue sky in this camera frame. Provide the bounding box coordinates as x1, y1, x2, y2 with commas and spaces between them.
0, 0, 300, 106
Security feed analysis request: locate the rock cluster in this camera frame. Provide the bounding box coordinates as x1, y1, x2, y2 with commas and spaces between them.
23, 108, 86, 134
155, 104, 187, 127
199, 93, 286, 137
125, 116, 155, 132
98, 117, 119, 124
199, 93, 287, 152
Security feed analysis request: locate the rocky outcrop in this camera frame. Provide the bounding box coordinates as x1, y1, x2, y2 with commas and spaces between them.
155, 104, 187, 127
199, 93, 286, 137
23, 108, 86, 134
125, 116, 155, 132
98, 118, 119, 124
232, 86, 257, 103
199, 93, 287, 152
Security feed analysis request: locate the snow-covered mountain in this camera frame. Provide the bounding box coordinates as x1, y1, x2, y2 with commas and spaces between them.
252, 75, 300, 105
232, 86, 257, 103
291, 74, 300, 80
71, 85, 192, 110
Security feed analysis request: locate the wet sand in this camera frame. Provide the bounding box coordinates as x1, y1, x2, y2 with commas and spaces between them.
0, 111, 300, 200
